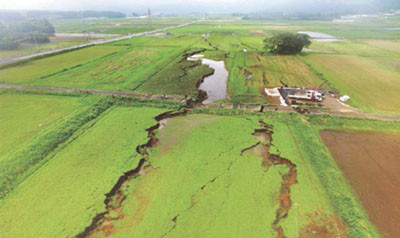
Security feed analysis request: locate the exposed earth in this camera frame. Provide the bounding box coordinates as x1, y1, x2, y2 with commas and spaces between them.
320, 130, 400, 238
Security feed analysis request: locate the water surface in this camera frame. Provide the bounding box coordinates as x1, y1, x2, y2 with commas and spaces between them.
188, 55, 229, 104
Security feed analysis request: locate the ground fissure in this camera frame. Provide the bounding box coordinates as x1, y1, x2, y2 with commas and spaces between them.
241, 121, 298, 238
75, 110, 186, 237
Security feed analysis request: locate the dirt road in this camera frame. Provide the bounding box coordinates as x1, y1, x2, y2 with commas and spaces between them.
0, 84, 186, 102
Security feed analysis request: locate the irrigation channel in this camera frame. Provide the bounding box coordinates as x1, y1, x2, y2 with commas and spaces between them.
188, 54, 229, 104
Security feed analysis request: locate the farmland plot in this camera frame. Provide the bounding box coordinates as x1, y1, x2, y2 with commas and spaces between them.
0, 92, 85, 159
0, 45, 125, 84
78, 113, 378, 238
0, 106, 166, 238
306, 54, 400, 115
321, 130, 400, 238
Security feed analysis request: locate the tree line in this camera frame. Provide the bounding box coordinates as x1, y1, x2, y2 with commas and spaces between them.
0, 19, 55, 50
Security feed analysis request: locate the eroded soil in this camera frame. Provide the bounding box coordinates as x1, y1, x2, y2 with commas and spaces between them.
320, 130, 400, 238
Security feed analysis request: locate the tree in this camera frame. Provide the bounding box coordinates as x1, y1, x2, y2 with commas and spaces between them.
0, 19, 56, 50
264, 33, 311, 55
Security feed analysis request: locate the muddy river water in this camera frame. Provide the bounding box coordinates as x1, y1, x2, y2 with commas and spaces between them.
188, 55, 229, 104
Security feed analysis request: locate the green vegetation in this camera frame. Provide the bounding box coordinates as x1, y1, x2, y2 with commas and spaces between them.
0, 106, 166, 237
304, 54, 400, 115
0, 37, 88, 60
0, 19, 55, 50
136, 49, 214, 97
0, 95, 113, 198
287, 114, 380, 237
0, 92, 83, 158
51, 17, 190, 34
264, 32, 311, 54
0, 45, 124, 83
1, 14, 399, 238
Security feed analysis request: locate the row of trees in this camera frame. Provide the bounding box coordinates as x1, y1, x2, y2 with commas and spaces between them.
0, 19, 55, 50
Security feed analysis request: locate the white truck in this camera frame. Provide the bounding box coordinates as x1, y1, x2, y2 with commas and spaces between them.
288, 90, 323, 102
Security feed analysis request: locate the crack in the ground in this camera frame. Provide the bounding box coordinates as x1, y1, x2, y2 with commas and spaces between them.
161, 148, 242, 237
241, 120, 298, 238
75, 110, 186, 238
160, 215, 179, 238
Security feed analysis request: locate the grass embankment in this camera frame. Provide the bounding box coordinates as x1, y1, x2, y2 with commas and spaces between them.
0, 106, 167, 238
0, 95, 114, 198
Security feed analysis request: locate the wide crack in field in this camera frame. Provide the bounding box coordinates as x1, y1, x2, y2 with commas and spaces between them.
241, 121, 298, 238
76, 110, 186, 238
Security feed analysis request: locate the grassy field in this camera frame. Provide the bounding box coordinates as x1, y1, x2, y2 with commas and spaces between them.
0, 37, 89, 60
305, 54, 400, 115
78, 113, 379, 238
0, 106, 166, 238
0, 92, 85, 159
360, 39, 400, 54
0, 35, 212, 96
36, 46, 183, 91
0, 45, 125, 84
226, 52, 323, 103
51, 17, 193, 34
2, 16, 399, 112
1, 15, 399, 238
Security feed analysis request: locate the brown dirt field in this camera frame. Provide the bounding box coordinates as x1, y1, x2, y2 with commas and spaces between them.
320, 130, 400, 238
250, 29, 266, 35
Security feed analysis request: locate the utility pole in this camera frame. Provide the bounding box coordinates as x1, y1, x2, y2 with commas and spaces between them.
148, 9, 152, 30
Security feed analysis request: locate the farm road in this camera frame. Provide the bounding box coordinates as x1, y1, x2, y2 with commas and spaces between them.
0, 19, 202, 65
1, 83, 400, 122
0, 84, 186, 102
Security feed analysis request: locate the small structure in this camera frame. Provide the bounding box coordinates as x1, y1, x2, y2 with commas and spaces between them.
287, 89, 323, 102
264, 87, 327, 107
340, 95, 350, 102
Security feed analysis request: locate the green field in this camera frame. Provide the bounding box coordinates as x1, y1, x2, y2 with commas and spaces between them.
0, 105, 166, 237
0, 45, 124, 84
0, 92, 85, 159
51, 17, 194, 34
1, 13, 399, 238
0, 37, 89, 60
87, 113, 379, 238
305, 54, 400, 115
